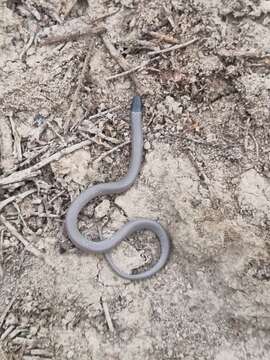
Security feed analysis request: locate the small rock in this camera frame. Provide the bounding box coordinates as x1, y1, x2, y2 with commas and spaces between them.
95, 200, 110, 218
206, 133, 216, 143
67, 350, 74, 359
165, 96, 183, 115
36, 228, 43, 235
144, 141, 151, 150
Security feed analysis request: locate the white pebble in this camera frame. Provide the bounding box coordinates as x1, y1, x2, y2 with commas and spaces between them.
95, 200, 110, 218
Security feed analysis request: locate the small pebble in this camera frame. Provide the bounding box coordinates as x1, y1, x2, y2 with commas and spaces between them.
95, 200, 110, 218
67, 350, 74, 359
144, 141, 151, 150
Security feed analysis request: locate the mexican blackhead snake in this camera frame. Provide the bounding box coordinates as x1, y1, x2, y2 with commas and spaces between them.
65, 96, 170, 280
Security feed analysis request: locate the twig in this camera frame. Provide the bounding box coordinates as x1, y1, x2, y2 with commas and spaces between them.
0, 345, 8, 360
8, 112, 22, 162
187, 150, 210, 187
244, 117, 251, 152
84, 8, 120, 25
0, 189, 36, 212
94, 141, 130, 164
218, 49, 270, 59
0, 215, 53, 266
19, 145, 49, 168
1, 325, 15, 341
0, 140, 93, 186
19, 31, 37, 61
64, 40, 95, 133
39, 26, 105, 46
148, 37, 199, 56
14, 203, 35, 235
0, 229, 4, 276
107, 64, 145, 81
64, 0, 78, 18
87, 106, 120, 121
148, 31, 179, 44
106, 57, 159, 81
71, 106, 120, 130
47, 120, 65, 144
49, 190, 65, 204
79, 124, 120, 145
0, 115, 15, 172
0, 294, 16, 329
101, 34, 142, 93
250, 133, 259, 161
101, 298, 114, 333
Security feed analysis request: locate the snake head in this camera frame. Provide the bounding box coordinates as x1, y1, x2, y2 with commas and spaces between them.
131, 96, 142, 113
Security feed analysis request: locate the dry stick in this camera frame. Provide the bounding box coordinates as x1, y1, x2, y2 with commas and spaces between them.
0, 229, 4, 279
0, 294, 17, 329
40, 26, 105, 46
72, 106, 120, 130
19, 31, 37, 60
0, 215, 53, 267
79, 124, 120, 145
148, 31, 179, 44
106, 56, 160, 81
0, 345, 8, 360
148, 37, 199, 56
0, 189, 36, 212
0, 139, 93, 186
106, 65, 145, 80
101, 34, 142, 93
250, 133, 259, 161
64, 40, 95, 133
8, 112, 22, 162
84, 8, 120, 26
101, 298, 114, 333
64, 0, 78, 18
0, 115, 15, 172
94, 140, 130, 165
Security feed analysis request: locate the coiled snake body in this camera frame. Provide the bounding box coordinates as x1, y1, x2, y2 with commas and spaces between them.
65, 96, 170, 280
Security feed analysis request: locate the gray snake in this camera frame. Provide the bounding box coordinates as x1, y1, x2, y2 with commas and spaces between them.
65, 96, 170, 280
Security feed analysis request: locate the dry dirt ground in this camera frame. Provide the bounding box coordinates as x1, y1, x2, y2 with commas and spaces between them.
1, 0, 270, 359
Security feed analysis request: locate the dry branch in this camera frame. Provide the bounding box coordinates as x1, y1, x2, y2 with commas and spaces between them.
0, 140, 93, 186
0, 215, 53, 267
0, 189, 36, 212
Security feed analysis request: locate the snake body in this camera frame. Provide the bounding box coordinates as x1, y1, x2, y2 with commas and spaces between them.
65, 96, 170, 280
